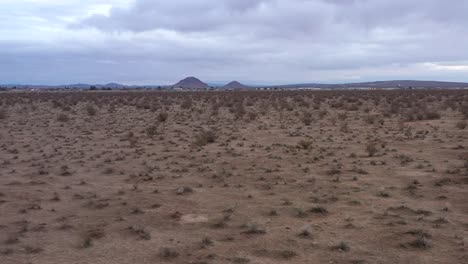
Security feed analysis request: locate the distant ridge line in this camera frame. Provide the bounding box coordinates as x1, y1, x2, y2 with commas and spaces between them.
2, 79, 468, 89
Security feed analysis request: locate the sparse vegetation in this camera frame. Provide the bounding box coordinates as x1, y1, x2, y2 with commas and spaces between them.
194, 129, 217, 146
128, 225, 151, 240
408, 235, 432, 249
56, 113, 69, 122
302, 112, 313, 126
159, 247, 179, 259
456, 120, 467, 129
309, 206, 328, 214
0, 89, 466, 264
366, 142, 378, 157
242, 223, 266, 235
158, 112, 168, 123
297, 140, 313, 150
332, 241, 350, 252
86, 104, 97, 116
279, 250, 297, 259
0, 108, 7, 120
146, 124, 159, 137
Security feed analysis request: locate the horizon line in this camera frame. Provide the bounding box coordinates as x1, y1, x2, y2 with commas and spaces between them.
3, 78, 468, 87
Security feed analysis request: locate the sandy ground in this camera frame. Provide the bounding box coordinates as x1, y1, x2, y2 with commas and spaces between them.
0, 90, 467, 264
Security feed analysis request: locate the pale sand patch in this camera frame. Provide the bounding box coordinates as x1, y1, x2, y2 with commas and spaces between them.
180, 214, 209, 224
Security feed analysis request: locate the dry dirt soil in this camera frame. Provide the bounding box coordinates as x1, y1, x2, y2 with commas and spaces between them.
0, 90, 467, 264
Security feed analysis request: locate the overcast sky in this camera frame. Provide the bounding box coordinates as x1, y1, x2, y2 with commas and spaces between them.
1, 0, 468, 85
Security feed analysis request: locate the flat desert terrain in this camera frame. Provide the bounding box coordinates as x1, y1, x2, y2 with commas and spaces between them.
0, 90, 467, 264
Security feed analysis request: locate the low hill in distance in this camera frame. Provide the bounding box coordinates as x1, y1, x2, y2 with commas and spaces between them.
223, 81, 251, 89
172, 77, 209, 89
274, 80, 468, 89
2, 79, 468, 90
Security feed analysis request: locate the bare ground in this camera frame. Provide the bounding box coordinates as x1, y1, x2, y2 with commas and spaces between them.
0, 90, 467, 264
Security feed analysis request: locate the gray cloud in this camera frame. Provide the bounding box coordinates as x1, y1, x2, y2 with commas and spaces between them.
1, 0, 468, 85
78, 0, 468, 36
76, 0, 334, 38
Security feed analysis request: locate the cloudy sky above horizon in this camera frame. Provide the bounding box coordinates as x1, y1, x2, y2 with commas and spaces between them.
1, 0, 468, 85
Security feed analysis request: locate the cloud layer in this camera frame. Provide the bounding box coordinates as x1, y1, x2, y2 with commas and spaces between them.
1, 0, 468, 85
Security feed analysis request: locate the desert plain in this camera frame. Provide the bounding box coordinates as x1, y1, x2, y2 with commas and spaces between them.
0, 90, 467, 264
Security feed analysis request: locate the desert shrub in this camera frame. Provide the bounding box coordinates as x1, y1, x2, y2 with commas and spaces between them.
85, 229, 105, 240
366, 142, 378, 157
181, 99, 192, 109
302, 112, 313, 125
325, 168, 341, 176
409, 235, 432, 249
309, 206, 328, 214
129, 137, 138, 147
330, 100, 344, 109
194, 129, 217, 146
395, 154, 414, 165
337, 112, 347, 121
382, 107, 394, 118
146, 125, 159, 137
279, 250, 297, 259
258, 101, 270, 115
297, 140, 313, 150
175, 186, 193, 195
149, 105, 159, 112
61, 105, 71, 111
4, 235, 19, 245
128, 225, 151, 240
200, 237, 214, 248
86, 104, 97, 116
456, 120, 467, 129
51, 100, 62, 109
157, 112, 168, 123
245, 97, 255, 106
318, 110, 327, 119
332, 241, 350, 252
108, 104, 116, 113
364, 115, 377, 124
138, 102, 151, 110
377, 190, 390, 197
404, 108, 441, 121
460, 104, 468, 118
81, 237, 93, 248
345, 104, 359, 111
424, 110, 440, 120
159, 247, 179, 259
298, 225, 312, 238
242, 223, 266, 234
247, 111, 257, 121
103, 167, 114, 174
56, 113, 69, 122
295, 208, 307, 218
279, 99, 293, 111
340, 122, 350, 133
231, 102, 246, 120
0, 108, 6, 119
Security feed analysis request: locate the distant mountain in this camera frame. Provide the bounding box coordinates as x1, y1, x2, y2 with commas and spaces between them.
332, 80, 468, 89
61, 83, 122, 89
223, 81, 252, 89
172, 77, 209, 89
273, 80, 468, 89
67, 83, 92, 88
103, 83, 126, 88
2, 79, 468, 90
